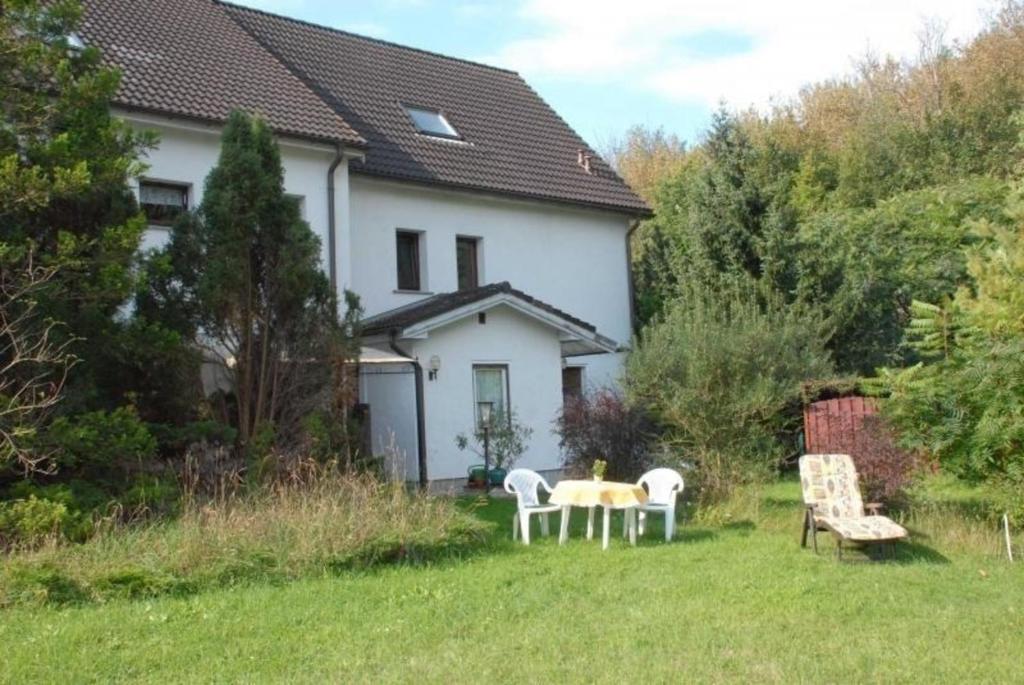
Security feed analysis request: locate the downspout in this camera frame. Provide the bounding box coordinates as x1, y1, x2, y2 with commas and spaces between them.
626, 219, 641, 335
327, 145, 344, 295
389, 332, 429, 489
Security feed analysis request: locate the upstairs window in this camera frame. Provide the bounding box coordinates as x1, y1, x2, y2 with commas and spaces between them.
140, 181, 188, 226
456, 237, 479, 291
396, 230, 422, 291
404, 105, 460, 139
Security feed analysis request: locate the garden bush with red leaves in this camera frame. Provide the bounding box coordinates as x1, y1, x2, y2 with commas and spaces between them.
831, 413, 921, 506
555, 388, 657, 482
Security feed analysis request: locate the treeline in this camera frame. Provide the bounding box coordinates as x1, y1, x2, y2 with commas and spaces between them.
616, 2, 1024, 508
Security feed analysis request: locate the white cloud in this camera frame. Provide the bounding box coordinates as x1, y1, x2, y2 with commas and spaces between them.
485, 0, 993, 109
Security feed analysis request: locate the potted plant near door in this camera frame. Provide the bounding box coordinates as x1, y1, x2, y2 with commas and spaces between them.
457, 408, 534, 488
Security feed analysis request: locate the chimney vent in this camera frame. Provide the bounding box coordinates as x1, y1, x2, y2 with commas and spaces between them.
577, 148, 592, 174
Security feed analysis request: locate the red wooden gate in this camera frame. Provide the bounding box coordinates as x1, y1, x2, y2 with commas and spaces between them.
803, 396, 879, 454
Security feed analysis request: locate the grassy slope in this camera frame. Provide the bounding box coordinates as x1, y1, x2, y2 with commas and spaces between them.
2, 481, 1022, 684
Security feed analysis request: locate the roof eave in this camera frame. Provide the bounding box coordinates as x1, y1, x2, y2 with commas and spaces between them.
114, 102, 369, 149
363, 292, 619, 356
349, 167, 651, 218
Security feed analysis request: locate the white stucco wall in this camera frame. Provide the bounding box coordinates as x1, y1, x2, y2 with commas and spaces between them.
122, 112, 637, 482
404, 304, 565, 481
347, 175, 633, 388
358, 363, 419, 480
123, 112, 345, 275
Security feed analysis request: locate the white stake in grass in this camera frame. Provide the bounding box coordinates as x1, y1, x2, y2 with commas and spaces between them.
1004, 513, 1014, 563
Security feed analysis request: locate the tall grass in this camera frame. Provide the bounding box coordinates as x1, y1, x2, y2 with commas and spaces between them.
0, 467, 487, 607
696, 476, 1011, 559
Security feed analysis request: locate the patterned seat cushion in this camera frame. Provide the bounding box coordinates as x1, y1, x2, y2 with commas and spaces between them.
799, 453, 909, 543
799, 453, 864, 518
818, 515, 908, 541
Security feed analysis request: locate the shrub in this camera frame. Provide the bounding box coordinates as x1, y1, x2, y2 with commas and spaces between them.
455, 409, 533, 470
0, 496, 75, 547
0, 466, 487, 607
556, 387, 656, 482
118, 475, 180, 514
5, 480, 107, 513
828, 414, 921, 506
302, 410, 380, 474
42, 406, 157, 475
626, 280, 834, 504
147, 420, 237, 456
877, 192, 1024, 509
987, 464, 1024, 526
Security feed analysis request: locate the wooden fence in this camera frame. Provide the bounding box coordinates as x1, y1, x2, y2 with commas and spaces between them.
803, 396, 879, 454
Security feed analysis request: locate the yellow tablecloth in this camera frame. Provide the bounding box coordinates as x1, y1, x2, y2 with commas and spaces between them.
549, 480, 648, 508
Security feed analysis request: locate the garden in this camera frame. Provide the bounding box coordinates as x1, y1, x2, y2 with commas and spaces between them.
2, 2, 1024, 682
2, 479, 1022, 682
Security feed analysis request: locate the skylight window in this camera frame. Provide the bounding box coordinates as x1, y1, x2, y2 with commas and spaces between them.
404, 105, 460, 139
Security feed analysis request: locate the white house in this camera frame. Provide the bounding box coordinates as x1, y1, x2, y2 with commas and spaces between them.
81, 0, 650, 487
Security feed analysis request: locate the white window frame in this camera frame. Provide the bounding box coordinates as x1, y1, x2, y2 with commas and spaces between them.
138, 179, 190, 227
402, 104, 461, 140
472, 364, 510, 428
395, 228, 426, 292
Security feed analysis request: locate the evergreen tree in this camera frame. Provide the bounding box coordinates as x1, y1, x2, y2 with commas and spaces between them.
1, 0, 159, 468
147, 111, 347, 453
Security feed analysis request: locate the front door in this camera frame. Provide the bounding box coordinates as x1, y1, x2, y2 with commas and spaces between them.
562, 365, 583, 404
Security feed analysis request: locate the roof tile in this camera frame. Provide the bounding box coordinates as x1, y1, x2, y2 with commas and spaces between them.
222, 2, 649, 215
80, 0, 364, 146
80, 0, 647, 214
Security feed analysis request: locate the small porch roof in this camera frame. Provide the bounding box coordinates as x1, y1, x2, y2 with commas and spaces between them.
358, 346, 414, 364
360, 282, 619, 356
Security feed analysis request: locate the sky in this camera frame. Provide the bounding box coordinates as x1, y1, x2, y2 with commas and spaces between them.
233, 0, 997, 148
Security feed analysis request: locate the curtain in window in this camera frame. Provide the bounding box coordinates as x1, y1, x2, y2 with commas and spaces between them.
140, 183, 186, 207
140, 183, 187, 225
474, 366, 507, 425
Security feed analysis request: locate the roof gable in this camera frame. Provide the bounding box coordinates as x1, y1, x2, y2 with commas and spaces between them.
220, 2, 649, 215
79, 0, 648, 214
361, 282, 618, 355
79, 0, 364, 146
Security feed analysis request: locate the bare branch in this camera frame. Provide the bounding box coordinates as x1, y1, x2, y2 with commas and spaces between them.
0, 255, 78, 472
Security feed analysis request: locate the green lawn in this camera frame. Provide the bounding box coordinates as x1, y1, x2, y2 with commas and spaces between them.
2, 480, 1022, 683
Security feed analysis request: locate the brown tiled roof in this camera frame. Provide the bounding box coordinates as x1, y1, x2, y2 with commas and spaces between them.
220, 3, 650, 216
79, 0, 364, 146
361, 282, 598, 337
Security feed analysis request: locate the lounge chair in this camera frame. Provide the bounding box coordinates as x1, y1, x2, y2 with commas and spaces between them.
798, 453, 908, 559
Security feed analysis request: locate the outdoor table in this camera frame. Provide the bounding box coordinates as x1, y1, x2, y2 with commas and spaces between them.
549, 480, 648, 550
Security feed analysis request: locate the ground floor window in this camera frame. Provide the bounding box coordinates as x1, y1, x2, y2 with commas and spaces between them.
473, 364, 508, 426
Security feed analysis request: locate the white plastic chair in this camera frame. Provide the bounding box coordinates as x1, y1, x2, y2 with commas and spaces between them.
504, 468, 561, 545
635, 468, 685, 541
